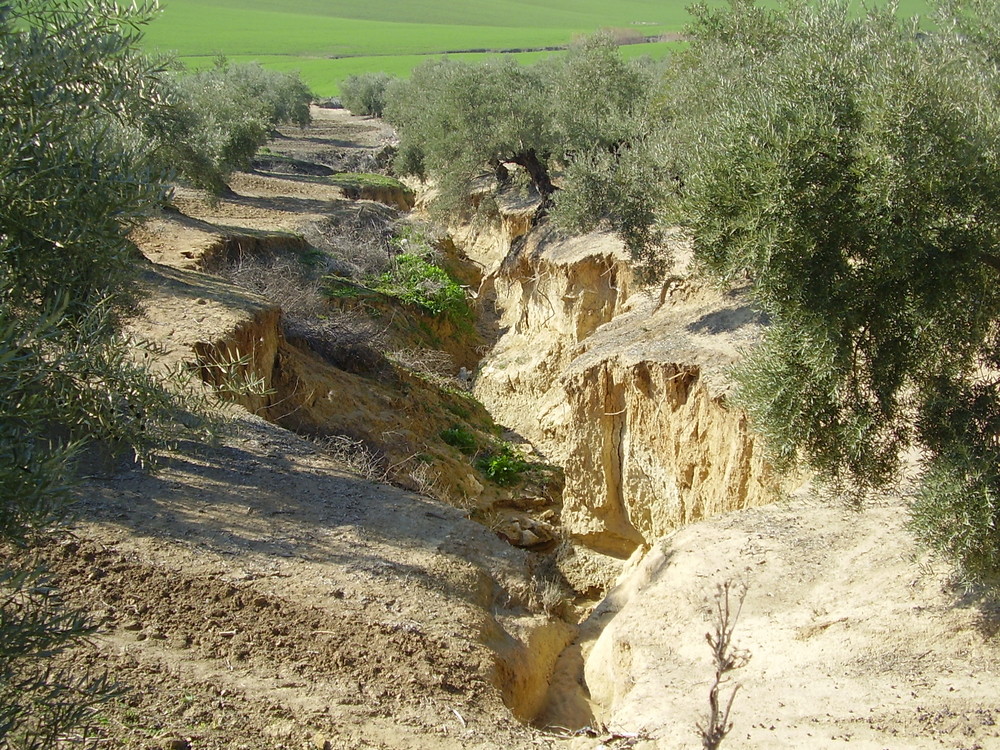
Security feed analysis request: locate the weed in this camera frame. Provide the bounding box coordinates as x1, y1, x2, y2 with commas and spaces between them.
323, 278, 365, 299
311, 434, 387, 482
445, 400, 472, 420
298, 247, 327, 268
476, 444, 529, 486
697, 579, 751, 750
373, 253, 469, 318
441, 426, 477, 454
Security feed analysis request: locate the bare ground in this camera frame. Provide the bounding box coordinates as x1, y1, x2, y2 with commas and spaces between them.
563, 486, 1000, 750
38, 415, 543, 749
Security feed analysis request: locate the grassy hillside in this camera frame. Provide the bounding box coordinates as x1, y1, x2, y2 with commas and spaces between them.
145, 0, 933, 96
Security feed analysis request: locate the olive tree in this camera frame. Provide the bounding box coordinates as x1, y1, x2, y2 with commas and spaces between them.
340, 72, 394, 117
155, 60, 313, 193
667, 0, 1000, 580
384, 36, 664, 255
0, 1, 203, 743
385, 56, 553, 211
1, 0, 167, 323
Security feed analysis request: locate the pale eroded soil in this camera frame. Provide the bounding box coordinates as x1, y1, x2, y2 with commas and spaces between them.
553, 488, 1000, 750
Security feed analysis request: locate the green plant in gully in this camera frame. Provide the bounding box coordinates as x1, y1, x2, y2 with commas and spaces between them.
375, 254, 467, 317
370, 229, 470, 320
476, 444, 530, 486
441, 426, 478, 454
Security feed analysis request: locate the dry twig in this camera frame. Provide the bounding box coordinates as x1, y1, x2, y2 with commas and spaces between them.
697, 579, 751, 750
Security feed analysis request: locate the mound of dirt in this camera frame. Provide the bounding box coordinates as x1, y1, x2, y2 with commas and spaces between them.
565, 488, 1000, 749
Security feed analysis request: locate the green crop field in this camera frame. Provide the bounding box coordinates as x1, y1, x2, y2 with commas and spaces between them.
173, 42, 685, 97
145, 0, 933, 97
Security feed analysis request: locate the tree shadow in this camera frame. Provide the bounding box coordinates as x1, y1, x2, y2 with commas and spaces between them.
950, 582, 1000, 638
73, 416, 525, 613
686, 305, 769, 334
222, 190, 353, 217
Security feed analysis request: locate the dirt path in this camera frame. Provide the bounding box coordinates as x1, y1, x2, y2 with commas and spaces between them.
45, 414, 545, 749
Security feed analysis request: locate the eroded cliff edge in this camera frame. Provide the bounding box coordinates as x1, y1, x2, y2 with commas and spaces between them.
462, 220, 779, 568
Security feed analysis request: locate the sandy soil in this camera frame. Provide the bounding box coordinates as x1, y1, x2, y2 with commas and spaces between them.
40, 413, 551, 749
567, 487, 1000, 750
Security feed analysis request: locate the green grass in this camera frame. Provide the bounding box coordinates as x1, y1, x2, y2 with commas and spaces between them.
147, 1, 683, 59
160, 0, 678, 27
176, 43, 682, 96
148, 0, 933, 96
326, 172, 408, 190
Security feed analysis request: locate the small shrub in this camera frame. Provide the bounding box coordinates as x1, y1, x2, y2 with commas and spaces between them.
441, 426, 477, 454
327, 173, 415, 208
389, 348, 457, 389
697, 580, 751, 750
312, 434, 387, 482
373, 254, 468, 318
476, 445, 529, 486
445, 401, 472, 420
406, 460, 446, 503
304, 207, 397, 280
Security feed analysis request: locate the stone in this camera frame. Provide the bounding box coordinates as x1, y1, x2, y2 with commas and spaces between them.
496, 520, 522, 544
518, 529, 544, 547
